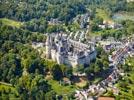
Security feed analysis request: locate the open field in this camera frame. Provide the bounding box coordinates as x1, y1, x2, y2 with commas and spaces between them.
0, 82, 19, 99
96, 9, 111, 20
0, 82, 18, 94
0, 18, 23, 28
112, 11, 134, 21
75, 77, 88, 88
48, 79, 76, 95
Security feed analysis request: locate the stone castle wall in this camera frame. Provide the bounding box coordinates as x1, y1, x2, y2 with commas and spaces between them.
45, 33, 97, 67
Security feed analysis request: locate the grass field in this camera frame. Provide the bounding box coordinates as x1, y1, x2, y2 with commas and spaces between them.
112, 11, 134, 21
0, 82, 20, 100
96, 9, 111, 20
0, 83, 18, 95
75, 78, 88, 88
0, 18, 23, 28
48, 79, 76, 95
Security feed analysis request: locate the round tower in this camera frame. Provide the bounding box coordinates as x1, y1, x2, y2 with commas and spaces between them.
74, 53, 79, 67
56, 52, 63, 64
85, 50, 90, 65
56, 41, 64, 64
46, 35, 51, 59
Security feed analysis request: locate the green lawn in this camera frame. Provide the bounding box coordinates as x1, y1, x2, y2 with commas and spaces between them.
48, 80, 76, 95
0, 18, 23, 28
0, 83, 20, 100
96, 9, 111, 20
113, 11, 134, 21
0, 83, 18, 95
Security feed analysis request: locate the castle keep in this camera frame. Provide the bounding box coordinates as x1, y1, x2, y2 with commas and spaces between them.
46, 33, 97, 67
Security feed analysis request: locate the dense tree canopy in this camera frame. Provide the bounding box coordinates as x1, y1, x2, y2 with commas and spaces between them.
0, 0, 131, 23
0, 22, 52, 99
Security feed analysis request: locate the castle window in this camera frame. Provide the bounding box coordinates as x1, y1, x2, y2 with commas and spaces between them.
60, 47, 64, 52
69, 45, 74, 52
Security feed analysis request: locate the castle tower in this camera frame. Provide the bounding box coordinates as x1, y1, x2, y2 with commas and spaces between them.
85, 50, 90, 65
56, 41, 64, 64
56, 52, 63, 64
46, 35, 51, 59
74, 53, 79, 67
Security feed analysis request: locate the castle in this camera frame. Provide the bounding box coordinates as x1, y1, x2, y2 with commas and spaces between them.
46, 32, 97, 67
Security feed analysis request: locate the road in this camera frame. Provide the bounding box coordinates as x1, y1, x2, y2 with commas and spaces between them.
0, 81, 12, 86
75, 39, 133, 100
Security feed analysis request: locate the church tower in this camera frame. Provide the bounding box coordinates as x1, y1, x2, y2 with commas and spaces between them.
46, 35, 51, 59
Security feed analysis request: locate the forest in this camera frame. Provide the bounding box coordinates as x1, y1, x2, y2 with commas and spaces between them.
0, 22, 74, 99
1, 0, 133, 22
1, 0, 133, 34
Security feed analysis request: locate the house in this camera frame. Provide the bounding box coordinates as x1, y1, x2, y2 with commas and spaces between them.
48, 18, 62, 25
127, 0, 134, 3
62, 77, 71, 85
98, 97, 115, 100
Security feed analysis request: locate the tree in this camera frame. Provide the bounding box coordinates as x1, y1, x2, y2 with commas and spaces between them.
93, 16, 103, 25
94, 65, 101, 73
85, 63, 95, 75
45, 90, 56, 100
91, 22, 99, 32
77, 65, 84, 74
51, 64, 63, 80
65, 67, 73, 79
103, 61, 109, 70
127, 25, 134, 34
96, 46, 103, 58
16, 74, 51, 99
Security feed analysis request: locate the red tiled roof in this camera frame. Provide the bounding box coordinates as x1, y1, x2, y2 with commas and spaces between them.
98, 97, 115, 100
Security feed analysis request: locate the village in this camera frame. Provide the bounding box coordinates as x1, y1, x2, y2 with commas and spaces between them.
30, 11, 134, 100
32, 29, 134, 100
75, 35, 134, 100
